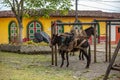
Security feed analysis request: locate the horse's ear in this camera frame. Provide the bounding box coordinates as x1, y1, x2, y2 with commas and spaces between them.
57, 33, 60, 36
52, 34, 55, 36
52, 34, 58, 37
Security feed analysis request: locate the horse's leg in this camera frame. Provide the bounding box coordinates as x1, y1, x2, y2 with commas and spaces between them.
79, 50, 82, 60
82, 51, 85, 60
82, 49, 90, 68
66, 52, 69, 67
88, 44, 91, 64
70, 52, 72, 56
72, 51, 75, 56
79, 50, 84, 60
60, 51, 65, 67
70, 52, 74, 56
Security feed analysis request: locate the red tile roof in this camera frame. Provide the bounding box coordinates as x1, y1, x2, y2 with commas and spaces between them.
0, 10, 120, 18
0, 10, 15, 17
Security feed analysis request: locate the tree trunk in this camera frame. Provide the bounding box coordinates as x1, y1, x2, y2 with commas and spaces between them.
18, 22, 23, 43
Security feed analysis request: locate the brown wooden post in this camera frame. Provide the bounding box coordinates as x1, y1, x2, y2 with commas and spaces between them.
55, 22, 58, 66
51, 46, 54, 65
94, 23, 97, 63
103, 40, 120, 80
55, 44, 57, 66
51, 21, 54, 65
108, 21, 111, 62
105, 22, 108, 62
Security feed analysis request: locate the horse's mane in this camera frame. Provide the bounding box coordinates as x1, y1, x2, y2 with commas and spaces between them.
84, 27, 94, 38
85, 27, 93, 32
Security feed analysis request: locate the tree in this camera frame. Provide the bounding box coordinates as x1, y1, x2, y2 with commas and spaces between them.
1, 0, 72, 43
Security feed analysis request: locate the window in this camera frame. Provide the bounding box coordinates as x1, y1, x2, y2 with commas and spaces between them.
27, 21, 43, 40
56, 20, 64, 34
8, 21, 18, 43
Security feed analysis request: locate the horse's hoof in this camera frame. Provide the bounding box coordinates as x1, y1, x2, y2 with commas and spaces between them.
60, 65, 63, 68
85, 66, 89, 68
82, 59, 85, 61
66, 64, 69, 67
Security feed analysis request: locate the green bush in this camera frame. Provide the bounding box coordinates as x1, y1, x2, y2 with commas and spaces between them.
23, 40, 49, 46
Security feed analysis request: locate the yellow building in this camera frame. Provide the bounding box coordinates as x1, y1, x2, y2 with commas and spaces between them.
0, 10, 120, 44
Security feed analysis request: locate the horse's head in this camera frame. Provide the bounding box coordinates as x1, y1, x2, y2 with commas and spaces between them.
85, 27, 98, 38
89, 27, 94, 36
51, 34, 62, 46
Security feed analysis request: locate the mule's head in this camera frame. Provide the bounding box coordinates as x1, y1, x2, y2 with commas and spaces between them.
51, 34, 62, 46
84, 27, 93, 38
85, 27, 98, 38
89, 27, 94, 36
89, 27, 99, 38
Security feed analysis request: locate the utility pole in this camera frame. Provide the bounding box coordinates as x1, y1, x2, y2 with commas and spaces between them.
75, 0, 78, 21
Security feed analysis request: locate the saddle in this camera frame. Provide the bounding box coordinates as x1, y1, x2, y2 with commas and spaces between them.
58, 29, 88, 52
59, 32, 74, 46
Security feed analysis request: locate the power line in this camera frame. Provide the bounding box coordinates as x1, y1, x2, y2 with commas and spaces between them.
101, 0, 120, 2
77, 3, 119, 12
78, 0, 120, 9
78, 0, 120, 2
92, 1, 120, 9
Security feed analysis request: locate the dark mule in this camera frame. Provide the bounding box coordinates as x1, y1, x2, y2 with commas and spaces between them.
51, 34, 91, 68
51, 27, 94, 68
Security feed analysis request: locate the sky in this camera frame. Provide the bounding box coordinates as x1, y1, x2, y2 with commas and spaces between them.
0, 0, 120, 13
72, 0, 120, 13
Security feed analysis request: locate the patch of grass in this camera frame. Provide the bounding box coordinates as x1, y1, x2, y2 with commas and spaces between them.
93, 74, 120, 80
0, 51, 75, 80
93, 74, 104, 80
78, 77, 88, 80
108, 73, 120, 79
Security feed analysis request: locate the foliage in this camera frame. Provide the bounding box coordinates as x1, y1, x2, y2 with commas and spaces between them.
1, 0, 73, 18
23, 40, 49, 46
24, 0, 73, 18
1, 0, 73, 43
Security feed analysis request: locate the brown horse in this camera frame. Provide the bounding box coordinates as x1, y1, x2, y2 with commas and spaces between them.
51, 27, 95, 68
51, 34, 91, 68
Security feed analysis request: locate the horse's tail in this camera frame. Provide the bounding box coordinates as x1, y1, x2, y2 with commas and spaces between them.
88, 43, 91, 63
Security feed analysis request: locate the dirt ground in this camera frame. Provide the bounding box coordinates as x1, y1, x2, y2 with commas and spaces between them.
0, 44, 120, 80
53, 44, 120, 80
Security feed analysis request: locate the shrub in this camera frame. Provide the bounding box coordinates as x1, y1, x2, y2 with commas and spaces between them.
23, 40, 49, 46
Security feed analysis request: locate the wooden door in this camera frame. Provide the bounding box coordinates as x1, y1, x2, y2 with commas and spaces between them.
116, 26, 120, 43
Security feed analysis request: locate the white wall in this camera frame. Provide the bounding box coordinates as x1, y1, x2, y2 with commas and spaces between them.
111, 25, 116, 41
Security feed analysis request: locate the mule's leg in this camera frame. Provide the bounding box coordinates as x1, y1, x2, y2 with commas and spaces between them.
82, 52, 85, 60
79, 50, 82, 60
72, 52, 75, 56
60, 51, 65, 67
79, 50, 84, 60
70, 52, 72, 56
88, 44, 91, 64
66, 52, 69, 67
70, 52, 74, 56
82, 50, 90, 68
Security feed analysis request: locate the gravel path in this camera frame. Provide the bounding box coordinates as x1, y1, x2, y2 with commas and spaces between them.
55, 44, 120, 80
